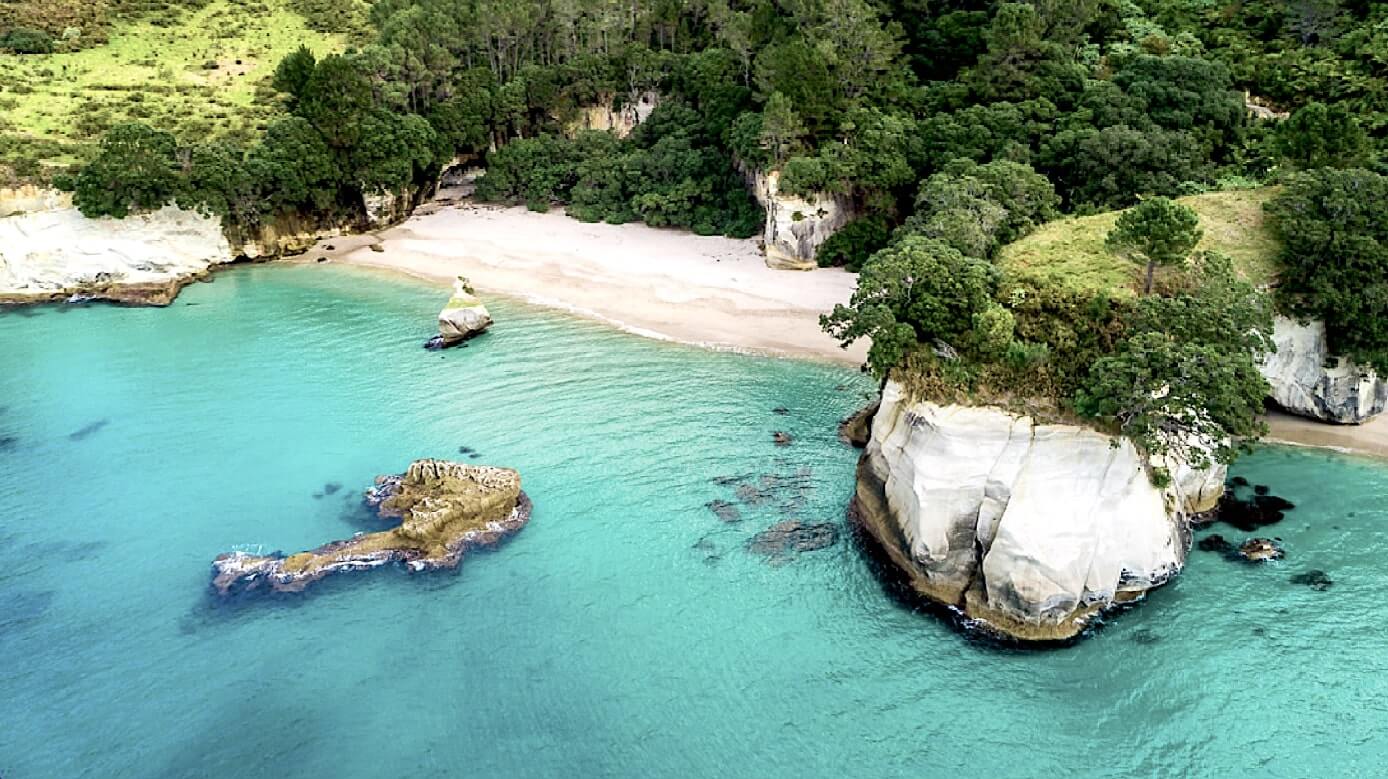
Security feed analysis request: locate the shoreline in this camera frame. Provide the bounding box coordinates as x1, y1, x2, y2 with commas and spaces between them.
1263, 410, 1388, 462
296, 200, 1384, 463
315, 201, 868, 366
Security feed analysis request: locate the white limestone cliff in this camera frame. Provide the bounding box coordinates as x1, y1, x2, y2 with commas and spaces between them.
566, 91, 661, 139
746, 169, 856, 271
0, 198, 233, 305
1260, 316, 1385, 425
853, 381, 1224, 641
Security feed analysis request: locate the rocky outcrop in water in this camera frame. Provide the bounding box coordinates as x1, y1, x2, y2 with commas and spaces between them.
211, 459, 530, 596
426, 277, 493, 349
1260, 316, 1386, 424
745, 169, 856, 270
0, 198, 234, 306
851, 381, 1224, 642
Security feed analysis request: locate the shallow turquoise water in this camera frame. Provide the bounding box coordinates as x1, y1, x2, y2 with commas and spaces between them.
1, 265, 1385, 778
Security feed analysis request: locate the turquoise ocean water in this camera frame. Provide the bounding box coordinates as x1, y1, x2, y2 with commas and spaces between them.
1, 264, 1385, 778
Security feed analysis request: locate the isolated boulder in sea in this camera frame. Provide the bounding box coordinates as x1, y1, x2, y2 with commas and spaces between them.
850, 381, 1225, 643
427, 276, 492, 349
1259, 316, 1386, 424
1237, 537, 1284, 563
211, 459, 530, 596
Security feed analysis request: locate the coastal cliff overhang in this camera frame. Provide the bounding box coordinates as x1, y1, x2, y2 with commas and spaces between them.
850, 382, 1225, 644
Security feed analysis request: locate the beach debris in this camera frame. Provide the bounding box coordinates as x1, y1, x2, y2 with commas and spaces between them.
369, 243, 385, 253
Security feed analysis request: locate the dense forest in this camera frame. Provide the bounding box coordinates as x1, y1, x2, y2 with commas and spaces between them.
6, 0, 1387, 470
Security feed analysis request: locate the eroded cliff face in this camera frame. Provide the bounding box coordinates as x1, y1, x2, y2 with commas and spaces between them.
853, 381, 1224, 642
565, 91, 661, 139
1260, 316, 1386, 425
746, 169, 856, 270
0, 200, 234, 305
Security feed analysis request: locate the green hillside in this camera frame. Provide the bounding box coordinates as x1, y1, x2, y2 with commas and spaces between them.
0, 0, 358, 182
997, 188, 1282, 298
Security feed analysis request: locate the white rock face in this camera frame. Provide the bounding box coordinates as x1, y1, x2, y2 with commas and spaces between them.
363, 187, 414, 230
1260, 316, 1386, 424
0, 199, 233, 303
858, 381, 1222, 640
436, 277, 493, 346
746, 169, 856, 270
0, 185, 70, 217
567, 91, 661, 139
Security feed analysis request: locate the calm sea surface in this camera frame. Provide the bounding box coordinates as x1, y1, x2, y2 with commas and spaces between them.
1, 265, 1384, 778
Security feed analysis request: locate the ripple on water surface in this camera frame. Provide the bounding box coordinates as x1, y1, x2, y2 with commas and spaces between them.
0, 264, 1386, 778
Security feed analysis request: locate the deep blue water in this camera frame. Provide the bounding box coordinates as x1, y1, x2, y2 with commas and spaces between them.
1, 264, 1385, 778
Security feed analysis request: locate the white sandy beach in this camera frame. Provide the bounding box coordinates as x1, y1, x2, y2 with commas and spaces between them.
315, 198, 1388, 460
1264, 411, 1388, 461
322, 201, 867, 365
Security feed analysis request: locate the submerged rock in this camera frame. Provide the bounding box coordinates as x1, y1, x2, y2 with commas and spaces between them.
1290, 569, 1333, 591
705, 499, 742, 523
428, 277, 492, 349
747, 520, 839, 560
772, 431, 794, 446
1260, 316, 1385, 424
67, 419, 108, 441
851, 381, 1224, 643
212, 460, 530, 596
1197, 533, 1235, 555
1215, 489, 1296, 532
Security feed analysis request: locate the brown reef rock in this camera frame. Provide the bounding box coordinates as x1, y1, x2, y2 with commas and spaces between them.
212, 459, 530, 596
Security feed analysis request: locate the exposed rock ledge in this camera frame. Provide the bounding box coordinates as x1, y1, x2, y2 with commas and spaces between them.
212, 460, 530, 596
0, 198, 234, 306
1260, 316, 1385, 425
852, 381, 1224, 643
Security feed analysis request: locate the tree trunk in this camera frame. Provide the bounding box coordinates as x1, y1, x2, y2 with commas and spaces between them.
1144, 260, 1156, 295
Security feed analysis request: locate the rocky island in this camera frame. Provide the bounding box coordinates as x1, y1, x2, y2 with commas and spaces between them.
850, 382, 1223, 642
212, 459, 530, 596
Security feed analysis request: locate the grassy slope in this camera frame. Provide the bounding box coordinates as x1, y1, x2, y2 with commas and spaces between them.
998, 188, 1281, 296
0, 0, 354, 177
